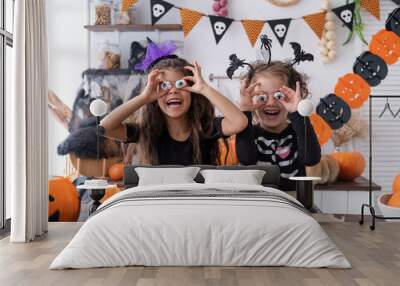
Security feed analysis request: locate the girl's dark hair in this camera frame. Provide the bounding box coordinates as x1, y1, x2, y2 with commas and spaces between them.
125, 56, 219, 165
244, 60, 309, 99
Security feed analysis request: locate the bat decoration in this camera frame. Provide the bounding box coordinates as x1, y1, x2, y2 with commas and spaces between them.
289, 42, 314, 66
260, 34, 273, 64
226, 54, 254, 79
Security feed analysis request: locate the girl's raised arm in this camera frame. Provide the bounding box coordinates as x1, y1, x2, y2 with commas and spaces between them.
182, 62, 248, 136
100, 69, 163, 141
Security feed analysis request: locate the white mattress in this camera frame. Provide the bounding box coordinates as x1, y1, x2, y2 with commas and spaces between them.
50, 183, 351, 269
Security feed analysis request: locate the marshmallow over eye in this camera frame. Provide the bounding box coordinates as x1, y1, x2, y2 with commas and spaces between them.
160, 81, 172, 91
253, 94, 267, 105
175, 79, 187, 89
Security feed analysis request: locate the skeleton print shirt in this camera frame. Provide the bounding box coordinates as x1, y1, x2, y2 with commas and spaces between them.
236, 112, 321, 192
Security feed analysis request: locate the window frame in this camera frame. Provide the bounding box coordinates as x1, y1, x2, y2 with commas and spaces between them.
0, 0, 13, 232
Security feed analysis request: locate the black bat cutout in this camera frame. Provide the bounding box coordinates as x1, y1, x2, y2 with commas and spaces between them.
260, 34, 272, 64
226, 54, 254, 79
289, 42, 314, 66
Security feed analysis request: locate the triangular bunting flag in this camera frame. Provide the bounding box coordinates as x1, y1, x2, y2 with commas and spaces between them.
241, 20, 266, 47
267, 19, 292, 47
209, 15, 234, 44
360, 0, 380, 20
150, 0, 174, 25
180, 8, 203, 38
303, 11, 327, 39
332, 3, 355, 31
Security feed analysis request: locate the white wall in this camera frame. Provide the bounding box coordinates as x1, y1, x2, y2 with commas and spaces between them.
48, 0, 365, 176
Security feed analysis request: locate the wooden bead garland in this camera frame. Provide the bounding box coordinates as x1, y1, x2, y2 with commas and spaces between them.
320, 0, 337, 64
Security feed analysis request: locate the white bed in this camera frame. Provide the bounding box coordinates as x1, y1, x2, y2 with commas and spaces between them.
50, 183, 351, 269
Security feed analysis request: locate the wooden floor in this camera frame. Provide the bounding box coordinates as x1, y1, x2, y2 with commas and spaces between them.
1, 221, 400, 286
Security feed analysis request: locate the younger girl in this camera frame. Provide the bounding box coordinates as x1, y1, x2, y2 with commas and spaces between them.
236, 61, 321, 191
100, 56, 248, 165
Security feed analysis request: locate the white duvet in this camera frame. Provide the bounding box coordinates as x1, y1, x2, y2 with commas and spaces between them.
50, 183, 351, 269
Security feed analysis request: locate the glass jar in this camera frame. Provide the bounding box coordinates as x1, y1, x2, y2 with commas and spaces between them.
95, 0, 112, 25
96, 42, 121, 70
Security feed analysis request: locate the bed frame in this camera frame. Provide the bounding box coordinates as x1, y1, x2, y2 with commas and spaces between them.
123, 165, 281, 189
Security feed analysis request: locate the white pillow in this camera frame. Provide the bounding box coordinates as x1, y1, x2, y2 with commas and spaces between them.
200, 169, 266, 185
135, 167, 201, 186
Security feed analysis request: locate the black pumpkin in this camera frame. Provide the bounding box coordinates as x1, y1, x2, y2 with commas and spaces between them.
316, 94, 352, 130
353, 51, 388, 87
386, 8, 400, 37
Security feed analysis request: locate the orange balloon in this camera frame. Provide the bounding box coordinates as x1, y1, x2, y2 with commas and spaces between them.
309, 114, 332, 146
388, 191, 400, 208
48, 177, 80, 222
370, 29, 400, 65
335, 73, 370, 109
109, 163, 125, 181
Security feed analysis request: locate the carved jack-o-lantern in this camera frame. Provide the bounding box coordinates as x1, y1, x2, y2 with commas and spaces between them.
316, 94, 352, 130
334, 73, 371, 108
309, 114, 333, 146
48, 177, 80, 222
353, 51, 388, 87
370, 29, 400, 65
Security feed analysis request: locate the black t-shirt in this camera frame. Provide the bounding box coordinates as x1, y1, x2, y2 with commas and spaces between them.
236, 112, 321, 192
125, 118, 225, 165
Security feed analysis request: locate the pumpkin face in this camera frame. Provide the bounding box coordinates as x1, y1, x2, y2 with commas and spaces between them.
109, 163, 124, 181
218, 135, 239, 165
353, 51, 388, 87
48, 177, 80, 222
386, 8, 400, 37
331, 151, 366, 181
316, 94, 352, 130
392, 175, 400, 193
370, 29, 400, 65
334, 73, 371, 108
309, 114, 332, 146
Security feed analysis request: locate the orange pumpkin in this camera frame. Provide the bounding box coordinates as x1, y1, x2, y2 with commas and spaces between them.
392, 175, 400, 193
331, 151, 366, 181
109, 163, 125, 181
387, 191, 400, 208
100, 186, 122, 203
218, 135, 239, 165
310, 114, 332, 146
370, 29, 400, 65
48, 177, 80, 222
334, 73, 371, 109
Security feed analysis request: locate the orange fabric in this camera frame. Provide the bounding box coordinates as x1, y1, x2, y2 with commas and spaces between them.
303, 11, 327, 39
180, 8, 204, 38
121, 0, 138, 12
310, 113, 332, 146
241, 20, 266, 47
360, 0, 380, 20
218, 135, 239, 166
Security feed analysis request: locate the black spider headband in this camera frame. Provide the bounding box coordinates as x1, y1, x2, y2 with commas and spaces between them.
226, 35, 314, 80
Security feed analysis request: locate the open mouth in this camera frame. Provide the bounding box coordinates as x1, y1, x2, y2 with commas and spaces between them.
166, 98, 183, 108
263, 110, 281, 116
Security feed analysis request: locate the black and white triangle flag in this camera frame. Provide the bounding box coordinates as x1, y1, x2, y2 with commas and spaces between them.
151, 0, 174, 25
209, 16, 234, 45
332, 3, 355, 31
267, 19, 292, 47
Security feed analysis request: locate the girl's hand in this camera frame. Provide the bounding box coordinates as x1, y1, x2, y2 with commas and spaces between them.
182, 61, 208, 94
141, 69, 164, 103
279, 81, 302, 113
239, 79, 263, 112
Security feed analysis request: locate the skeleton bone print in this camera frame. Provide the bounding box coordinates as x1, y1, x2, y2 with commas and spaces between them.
255, 134, 299, 178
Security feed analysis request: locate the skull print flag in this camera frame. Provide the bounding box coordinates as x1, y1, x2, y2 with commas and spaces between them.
209, 15, 234, 44
267, 19, 292, 47
332, 2, 355, 31
151, 0, 174, 25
